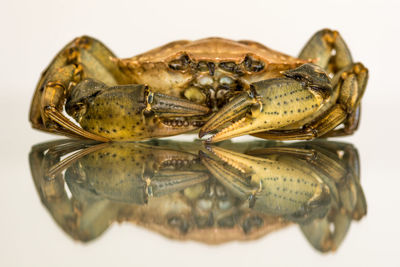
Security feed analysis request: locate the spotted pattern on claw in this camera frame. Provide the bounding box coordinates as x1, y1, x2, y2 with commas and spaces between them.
207, 78, 324, 143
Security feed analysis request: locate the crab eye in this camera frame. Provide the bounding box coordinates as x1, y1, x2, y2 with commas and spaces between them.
197, 61, 209, 72
244, 56, 264, 72
168, 54, 190, 71
219, 62, 237, 72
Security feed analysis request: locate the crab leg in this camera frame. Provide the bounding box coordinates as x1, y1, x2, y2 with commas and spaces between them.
30, 36, 126, 141
299, 29, 368, 137
35, 64, 110, 141
298, 29, 366, 137
299, 29, 353, 75
252, 63, 368, 140
250, 29, 367, 141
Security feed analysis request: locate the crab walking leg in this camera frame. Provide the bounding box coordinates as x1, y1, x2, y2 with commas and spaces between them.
296, 29, 365, 137
321, 63, 368, 137
35, 64, 109, 141
323, 106, 361, 137
299, 29, 369, 137
299, 29, 353, 75
31, 65, 101, 140
30, 36, 123, 141
252, 63, 368, 140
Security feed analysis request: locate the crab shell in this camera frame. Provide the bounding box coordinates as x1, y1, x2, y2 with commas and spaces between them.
115, 37, 309, 106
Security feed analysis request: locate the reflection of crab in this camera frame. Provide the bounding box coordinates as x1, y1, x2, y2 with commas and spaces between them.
30, 29, 368, 142
201, 140, 367, 251
30, 140, 366, 251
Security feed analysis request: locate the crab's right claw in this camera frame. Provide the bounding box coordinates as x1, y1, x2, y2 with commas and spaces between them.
143, 88, 211, 137
66, 79, 210, 140
146, 89, 210, 117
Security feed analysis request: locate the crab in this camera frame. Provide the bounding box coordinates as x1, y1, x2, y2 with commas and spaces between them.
30, 29, 368, 142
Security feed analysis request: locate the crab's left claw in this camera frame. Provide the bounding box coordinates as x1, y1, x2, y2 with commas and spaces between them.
199, 64, 331, 143
199, 91, 259, 140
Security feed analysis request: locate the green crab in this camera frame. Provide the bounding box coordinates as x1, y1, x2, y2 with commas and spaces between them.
30, 29, 368, 142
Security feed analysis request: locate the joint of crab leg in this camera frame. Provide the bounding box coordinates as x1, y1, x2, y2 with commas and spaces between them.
199, 91, 260, 138
145, 88, 210, 117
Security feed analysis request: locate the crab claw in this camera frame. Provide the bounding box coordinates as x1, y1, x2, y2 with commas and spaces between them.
66, 79, 210, 140
146, 89, 210, 117
199, 87, 271, 142
199, 64, 331, 143
198, 91, 259, 140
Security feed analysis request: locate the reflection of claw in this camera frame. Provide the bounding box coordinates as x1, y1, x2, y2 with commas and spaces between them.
200, 145, 331, 217
199, 150, 255, 201
147, 170, 208, 197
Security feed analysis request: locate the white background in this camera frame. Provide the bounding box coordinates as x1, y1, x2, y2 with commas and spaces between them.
1, 0, 399, 266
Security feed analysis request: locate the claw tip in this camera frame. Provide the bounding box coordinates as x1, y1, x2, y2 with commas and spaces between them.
199, 130, 207, 138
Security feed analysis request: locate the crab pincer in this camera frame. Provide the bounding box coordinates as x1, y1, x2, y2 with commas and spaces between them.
199, 64, 332, 143
66, 79, 210, 141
